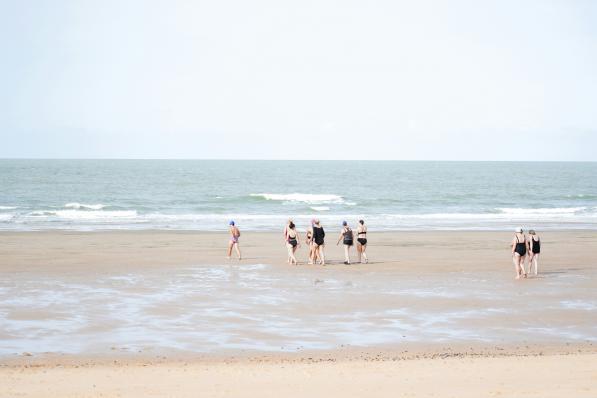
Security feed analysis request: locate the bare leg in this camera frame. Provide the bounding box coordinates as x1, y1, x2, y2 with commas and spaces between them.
227, 242, 233, 259
293, 245, 299, 265
361, 245, 368, 263
319, 245, 325, 265
234, 243, 241, 260
343, 245, 350, 264
513, 254, 521, 279
356, 244, 362, 263
534, 253, 539, 275
287, 244, 293, 264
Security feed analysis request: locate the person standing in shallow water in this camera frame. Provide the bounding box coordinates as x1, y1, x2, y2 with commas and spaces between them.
527, 229, 541, 276
337, 221, 354, 264
227, 220, 241, 260
511, 227, 527, 279
356, 219, 368, 264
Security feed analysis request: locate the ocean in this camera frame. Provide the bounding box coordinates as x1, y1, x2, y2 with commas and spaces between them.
0, 159, 596, 231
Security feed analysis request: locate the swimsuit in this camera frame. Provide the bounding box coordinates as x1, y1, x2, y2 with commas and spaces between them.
357, 230, 367, 245
531, 237, 540, 254
514, 235, 526, 256
313, 226, 325, 246
287, 232, 298, 247
343, 228, 353, 246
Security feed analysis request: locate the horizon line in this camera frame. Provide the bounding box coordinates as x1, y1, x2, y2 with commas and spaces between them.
0, 158, 595, 162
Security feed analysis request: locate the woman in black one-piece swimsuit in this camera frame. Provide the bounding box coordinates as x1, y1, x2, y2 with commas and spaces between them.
511, 227, 527, 279
527, 229, 541, 276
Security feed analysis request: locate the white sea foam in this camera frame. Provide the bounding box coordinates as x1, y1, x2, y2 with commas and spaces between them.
310, 206, 330, 211
28, 210, 137, 220
0, 214, 13, 221
250, 193, 344, 204
64, 203, 106, 210
497, 207, 586, 215
0, 206, 17, 210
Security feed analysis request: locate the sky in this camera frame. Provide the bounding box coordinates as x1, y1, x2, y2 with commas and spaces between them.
1, 0, 596, 160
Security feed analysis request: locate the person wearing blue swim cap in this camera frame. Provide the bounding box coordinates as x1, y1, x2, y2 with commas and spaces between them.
337, 220, 354, 264
227, 220, 241, 260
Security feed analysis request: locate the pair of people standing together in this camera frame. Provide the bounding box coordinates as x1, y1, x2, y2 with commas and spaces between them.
285, 219, 368, 265
511, 227, 541, 279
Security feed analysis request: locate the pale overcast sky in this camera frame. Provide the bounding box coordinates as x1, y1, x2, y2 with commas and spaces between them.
1, 0, 596, 160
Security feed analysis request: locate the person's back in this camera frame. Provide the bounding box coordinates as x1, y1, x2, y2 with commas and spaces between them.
313, 225, 325, 245
528, 229, 541, 276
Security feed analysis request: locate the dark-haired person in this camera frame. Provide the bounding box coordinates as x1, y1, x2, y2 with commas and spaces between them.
527, 229, 541, 276
356, 219, 368, 264
227, 220, 241, 260
336, 221, 354, 264
286, 221, 300, 265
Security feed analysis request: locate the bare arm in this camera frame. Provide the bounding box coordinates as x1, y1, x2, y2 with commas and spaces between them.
337, 229, 344, 245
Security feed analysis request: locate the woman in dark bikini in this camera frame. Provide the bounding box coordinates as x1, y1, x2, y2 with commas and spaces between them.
527, 229, 541, 276
286, 222, 300, 265
511, 227, 527, 279
356, 219, 368, 264
336, 221, 354, 264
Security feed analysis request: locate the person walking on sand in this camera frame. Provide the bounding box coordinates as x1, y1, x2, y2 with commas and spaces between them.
286, 221, 300, 265
283, 218, 293, 241
511, 227, 527, 279
356, 219, 368, 264
337, 221, 354, 264
527, 229, 541, 276
305, 223, 317, 264
283, 218, 293, 260
312, 219, 326, 265
227, 220, 242, 260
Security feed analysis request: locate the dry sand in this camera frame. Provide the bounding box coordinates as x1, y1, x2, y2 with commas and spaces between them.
1, 230, 596, 397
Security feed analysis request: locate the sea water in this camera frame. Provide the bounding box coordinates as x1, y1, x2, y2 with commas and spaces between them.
1, 263, 596, 355
0, 159, 596, 231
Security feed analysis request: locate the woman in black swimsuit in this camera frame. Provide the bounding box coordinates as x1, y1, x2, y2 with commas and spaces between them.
336, 221, 354, 264
356, 219, 368, 264
286, 222, 300, 265
527, 229, 541, 276
311, 219, 326, 265
511, 227, 527, 279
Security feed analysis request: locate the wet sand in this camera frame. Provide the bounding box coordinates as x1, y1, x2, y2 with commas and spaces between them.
1, 230, 596, 397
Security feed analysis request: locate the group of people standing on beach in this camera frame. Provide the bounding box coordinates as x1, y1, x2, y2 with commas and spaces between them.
511, 227, 541, 279
283, 219, 368, 265
229, 220, 542, 277
226, 218, 369, 265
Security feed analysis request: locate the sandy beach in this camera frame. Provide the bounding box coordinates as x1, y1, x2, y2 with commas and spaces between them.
1, 230, 596, 397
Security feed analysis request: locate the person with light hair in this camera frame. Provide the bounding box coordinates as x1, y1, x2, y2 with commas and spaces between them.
511, 227, 527, 279
311, 219, 326, 265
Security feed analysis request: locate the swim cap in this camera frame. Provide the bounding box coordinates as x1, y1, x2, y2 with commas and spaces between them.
515, 227, 523, 233
229, 220, 235, 226
342, 221, 347, 226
